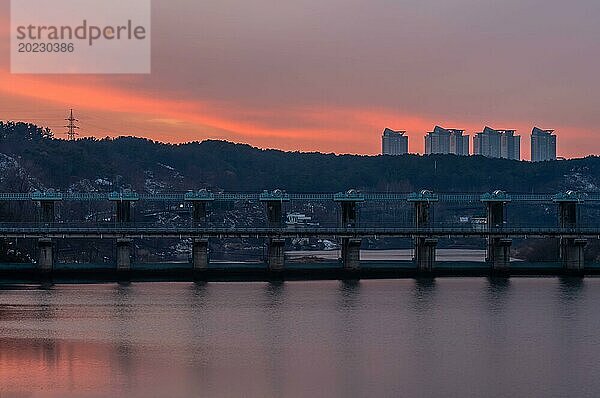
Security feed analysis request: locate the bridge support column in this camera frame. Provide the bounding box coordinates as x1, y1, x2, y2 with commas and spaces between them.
334, 190, 363, 228
265, 201, 283, 228
481, 191, 511, 228
554, 192, 582, 229
109, 191, 139, 225
340, 202, 358, 227
185, 191, 214, 226
487, 238, 511, 274
415, 238, 437, 274
408, 191, 439, 274
116, 202, 132, 223
37, 238, 53, 274
341, 238, 361, 271
485, 202, 505, 228
116, 238, 133, 273
334, 191, 364, 273
192, 238, 209, 271
561, 238, 586, 274
260, 191, 289, 273
553, 192, 584, 274
409, 190, 438, 228
559, 202, 578, 228
480, 192, 512, 274
192, 202, 207, 224
414, 202, 431, 228
40, 201, 56, 223
260, 190, 289, 228
267, 238, 285, 272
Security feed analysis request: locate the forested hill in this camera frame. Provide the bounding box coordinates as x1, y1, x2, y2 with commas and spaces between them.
1, 121, 598, 193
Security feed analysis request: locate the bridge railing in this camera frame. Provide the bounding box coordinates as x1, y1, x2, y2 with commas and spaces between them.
2, 191, 599, 203
0, 223, 597, 235
0, 221, 570, 229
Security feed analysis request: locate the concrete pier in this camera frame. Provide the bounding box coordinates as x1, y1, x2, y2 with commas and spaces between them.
414, 201, 431, 228
192, 238, 209, 270
415, 238, 437, 273
554, 192, 585, 273
334, 190, 364, 228
116, 202, 132, 223
559, 201, 578, 228
486, 202, 505, 228
409, 190, 439, 273
480, 191, 511, 227
260, 190, 289, 272
481, 191, 511, 273
185, 190, 214, 226
267, 238, 285, 271
487, 238, 512, 273
109, 191, 139, 224
192, 202, 207, 224
265, 201, 283, 227
408, 190, 438, 228
554, 191, 581, 229
481, 190, 511, 228
40, 201, 56, 223
561, 238, 586, 274
340, 202, 358, 228
334, 190, 364, 271
37, 238, 53, 273
32, 191, 61, 224
341, 238, 361, 271
260, 189, 289, 228
116, 238, 133, 272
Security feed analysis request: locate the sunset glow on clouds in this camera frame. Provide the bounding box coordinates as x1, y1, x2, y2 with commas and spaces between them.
1, 0, 600, 158
0, 70, 438, 152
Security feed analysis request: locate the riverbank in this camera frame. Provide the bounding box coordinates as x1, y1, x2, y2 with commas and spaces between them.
0, 260, 598, 283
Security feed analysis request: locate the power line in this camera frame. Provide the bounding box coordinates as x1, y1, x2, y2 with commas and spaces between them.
64, 109, 80, 140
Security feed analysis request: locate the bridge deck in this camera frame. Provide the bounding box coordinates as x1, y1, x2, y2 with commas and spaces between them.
1, 225, 599, 238
3, 191, 600, 202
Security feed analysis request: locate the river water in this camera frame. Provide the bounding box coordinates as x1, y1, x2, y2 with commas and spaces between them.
0, 278, 599, 397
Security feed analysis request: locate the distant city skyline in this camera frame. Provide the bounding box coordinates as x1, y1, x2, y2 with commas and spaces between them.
473, 127, 520, 160
1, 0, 599, 159
531, 127, 557, 162
381, 128, 408, 156
425, 126, 469, 156
382, 125, 560, 161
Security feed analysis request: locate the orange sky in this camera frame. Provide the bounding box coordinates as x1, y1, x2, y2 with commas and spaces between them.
1, 69, 592, 159
1, 0, 599, 159
0, 70, 436, 153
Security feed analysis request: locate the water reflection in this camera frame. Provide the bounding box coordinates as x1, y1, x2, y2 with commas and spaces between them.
184, 282, 211, 397
338, 280, 361, 310
336, 280, 362, 398
0, 337, 133, 395
1, 280, 600, 397
111, 284, 135, 393
264, 280, 285, 307
555, 277, 585, 331
412, 277, 437, 312
189, 281, 209, 311
486, 277, 511, 313
262, 281, 286, 398
558, 276, 584, 303
555, 276, 585, 332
